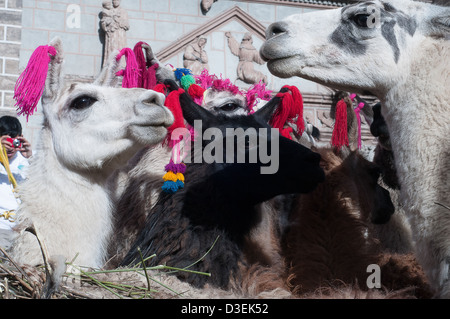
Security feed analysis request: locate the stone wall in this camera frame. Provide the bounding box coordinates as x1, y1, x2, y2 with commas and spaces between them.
0, 0, 380, 148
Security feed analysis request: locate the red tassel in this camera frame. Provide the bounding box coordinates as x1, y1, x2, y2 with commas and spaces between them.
14, 45, 57, 120
187, 83, 205, 105
116, 48, 139, 88
153, 83, 167, 95
271, 85, 304, 139
164, 88, 186, 145
331, 99, 349, 149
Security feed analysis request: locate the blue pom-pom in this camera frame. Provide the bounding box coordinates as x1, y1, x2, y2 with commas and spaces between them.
174, 68, 192, 81
162, 180, 181, 194
162, 180, 178, 193
175, 180, 184, 189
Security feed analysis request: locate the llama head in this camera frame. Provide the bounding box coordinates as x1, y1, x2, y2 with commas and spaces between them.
202, 89, 248, 115
37, 38, 174, 173
260, 0, 449, 95
164, 79, 325, 201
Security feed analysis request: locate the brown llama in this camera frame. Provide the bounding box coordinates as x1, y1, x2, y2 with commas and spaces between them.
282, 148, 433, 298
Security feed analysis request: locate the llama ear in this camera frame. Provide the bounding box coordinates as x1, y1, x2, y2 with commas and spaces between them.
142, 43, 155, 64
42, 37, 64, 104
179, 92, 216, 127
94, 49, 121, 87
252, 87, 288, 123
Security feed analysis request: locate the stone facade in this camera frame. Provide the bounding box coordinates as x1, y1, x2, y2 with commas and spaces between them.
8, 0, 441, 147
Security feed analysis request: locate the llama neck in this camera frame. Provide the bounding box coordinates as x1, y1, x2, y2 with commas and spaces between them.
380, 37, 449, 215
18, 128, 114, 268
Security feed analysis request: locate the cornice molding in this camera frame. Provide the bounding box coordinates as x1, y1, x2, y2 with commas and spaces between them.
237, 0, 347, 8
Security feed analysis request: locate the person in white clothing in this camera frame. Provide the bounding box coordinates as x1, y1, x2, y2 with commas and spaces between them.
0, 116, 32, 248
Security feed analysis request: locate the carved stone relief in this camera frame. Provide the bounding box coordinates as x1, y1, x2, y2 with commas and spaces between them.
225, 32, 267, 85
183, 36, 210, 75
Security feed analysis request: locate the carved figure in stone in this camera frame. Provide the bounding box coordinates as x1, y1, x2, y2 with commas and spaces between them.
225, 32, 267, 85
100, 0, 129, 65
201, 0, 218, 15
317, 110, 334, 129
183, 37, 209, 75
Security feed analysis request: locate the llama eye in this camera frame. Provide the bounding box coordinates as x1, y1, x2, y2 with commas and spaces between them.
352, 14, 370, 28
219, 103, 240, 112
70, 95, 97, 110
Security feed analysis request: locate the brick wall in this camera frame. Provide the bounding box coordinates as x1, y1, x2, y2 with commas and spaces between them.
0, 0, 22, 113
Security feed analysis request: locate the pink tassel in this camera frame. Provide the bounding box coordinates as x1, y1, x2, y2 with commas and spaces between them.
14, 45, 57, 120
194, 69, 216, 89
246, 81, 272, 113
116, 48, 139, 88
143, 63, 158, 89
133, 41, 148, 88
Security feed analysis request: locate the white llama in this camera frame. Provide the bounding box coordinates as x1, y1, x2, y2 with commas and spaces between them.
11, 38, 174, 269
260, 0, 449, 297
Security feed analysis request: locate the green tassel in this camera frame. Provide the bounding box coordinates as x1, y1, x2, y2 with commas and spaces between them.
180, 74, 196, 90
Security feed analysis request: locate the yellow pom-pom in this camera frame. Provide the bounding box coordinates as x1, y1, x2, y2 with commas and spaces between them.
176, 172, 185, 182
163, 171, 178, 182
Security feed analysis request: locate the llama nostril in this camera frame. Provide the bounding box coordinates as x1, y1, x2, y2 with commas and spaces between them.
141, 91, 165, 107
142, 96, 158, 106
266, 22, 289, 40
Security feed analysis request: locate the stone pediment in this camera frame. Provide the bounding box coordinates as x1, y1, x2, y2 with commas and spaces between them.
156, 6, 266, 62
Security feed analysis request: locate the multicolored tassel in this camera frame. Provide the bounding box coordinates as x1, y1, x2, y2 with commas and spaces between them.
162, 159, 186, 194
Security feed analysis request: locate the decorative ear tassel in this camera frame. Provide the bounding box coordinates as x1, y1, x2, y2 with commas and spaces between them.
164, 87, 186, 145
187, 83, 206, 105
153, 83, 167, 95
350, 94, 364, 149
174, 68, 192, 81
173, 68, 196, 91
133, 41, 147, 88
161, 85, 188, 194
331, 99, 349, 149
246, 81, 272, 113
272, 85, 304, 139
162, 159, 186, 193
195, 69, 216, 89
143, 63, 158, 89
14, 45, 57, 120
116, 48, 139, 88
133, 41, 159, 89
